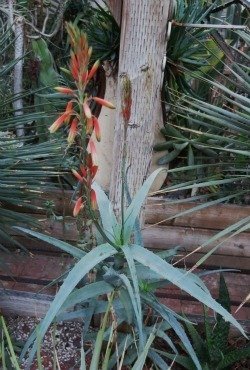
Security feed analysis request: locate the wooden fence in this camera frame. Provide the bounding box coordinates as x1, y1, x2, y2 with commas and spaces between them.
0, 190, 249, 329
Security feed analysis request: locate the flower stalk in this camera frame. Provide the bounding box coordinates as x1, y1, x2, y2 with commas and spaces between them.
48, 22, 115, 249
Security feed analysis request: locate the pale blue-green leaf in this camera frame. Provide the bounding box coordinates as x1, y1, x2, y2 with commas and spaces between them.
194, 220, 250, 268
155, 329, 178, 354
92, 182, 120, 243
119, 273, 144, 348
144, 296, 201, 369
123, 168, 164, 243
60, 281, 113, 311
148, 349, 172, 370
123, 246, 144, 351
108, 334, 133, 369
15, 227, 84, 259
131, 331, 155, 370
142, 293, 193, 325
25, 244, 117, 366
156, 350, 194, 370
123, 246, 142, 320
131, 245, 245, 336
80, 346, 87, 370
119, 288, 133, 324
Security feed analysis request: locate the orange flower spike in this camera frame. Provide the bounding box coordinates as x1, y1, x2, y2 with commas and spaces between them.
88, 60, 100, 81
68, 118, 78, 144
49, 112, 68, 133
92, 116, 101, 142
83, 101, 92, 119
73, 197, 84, 217
90, 189, 97, 210
86, 117, 94, 135
55, 87, 75, 95
72, 169, 83, 182
92, 97, 115, 109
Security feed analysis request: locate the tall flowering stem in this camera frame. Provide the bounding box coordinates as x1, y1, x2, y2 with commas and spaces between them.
48, 22, 115, 248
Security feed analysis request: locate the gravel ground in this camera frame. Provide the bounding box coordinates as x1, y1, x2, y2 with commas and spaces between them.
6, 316, 250, 369
7, 316, 83, 370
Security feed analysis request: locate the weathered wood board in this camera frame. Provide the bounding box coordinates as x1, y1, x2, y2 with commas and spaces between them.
1, 193, 249, 325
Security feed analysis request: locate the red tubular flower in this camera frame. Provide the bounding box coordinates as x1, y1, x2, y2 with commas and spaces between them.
86, 117, 94, 135
88, 60, 100, 81
83, 101, 92, 119
73, 197, 84, 217
68, 118, 78, 144
92, 116, 101, 141
55, 87, 75, 95
87, 139, 97, 158
49, 99, 74, 133
86, 155, 98, 179
70, 53, 79, 80
90, 189, 97, 210
92, 97, 115, 109
49, 112, 69, 133
81, 71, 88, 84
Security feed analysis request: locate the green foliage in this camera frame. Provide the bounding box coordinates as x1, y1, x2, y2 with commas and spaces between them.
0, 316, 22, 370
162, 274, 250, 369
18, 171, 246, 369
0, 15, 69, 251
154, 0, 250, 202
31, 38, 61, 142
79, 2, 120, 64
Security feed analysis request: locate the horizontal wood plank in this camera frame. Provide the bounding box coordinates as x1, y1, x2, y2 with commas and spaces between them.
2, 193, 250, 322
10, 191, 250, 232
142, 225, 250, 258
145, 198, 250, 230
0, 289, 53, 317
11, 217, 250, 258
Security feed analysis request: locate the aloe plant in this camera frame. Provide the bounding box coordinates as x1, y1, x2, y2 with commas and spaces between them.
160, 275, 250, 370
17, 169, 246, 369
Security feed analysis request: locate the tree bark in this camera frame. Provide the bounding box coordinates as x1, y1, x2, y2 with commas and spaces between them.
109, 0, 170, 215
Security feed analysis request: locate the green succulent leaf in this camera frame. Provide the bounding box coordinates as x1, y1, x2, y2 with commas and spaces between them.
130, 245, 246, 337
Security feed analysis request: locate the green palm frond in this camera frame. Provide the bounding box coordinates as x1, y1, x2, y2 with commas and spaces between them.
156, 0, 250, 204
0, 15, 69, 251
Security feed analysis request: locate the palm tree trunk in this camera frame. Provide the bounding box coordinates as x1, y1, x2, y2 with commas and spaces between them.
109, 0, 171, 216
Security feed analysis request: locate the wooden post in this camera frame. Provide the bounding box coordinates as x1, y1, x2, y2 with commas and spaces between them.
109, 1, 171, 215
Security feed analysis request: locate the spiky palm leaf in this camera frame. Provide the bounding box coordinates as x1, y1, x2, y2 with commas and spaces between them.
154, 0, 250, 205
0, 14, 68, 251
